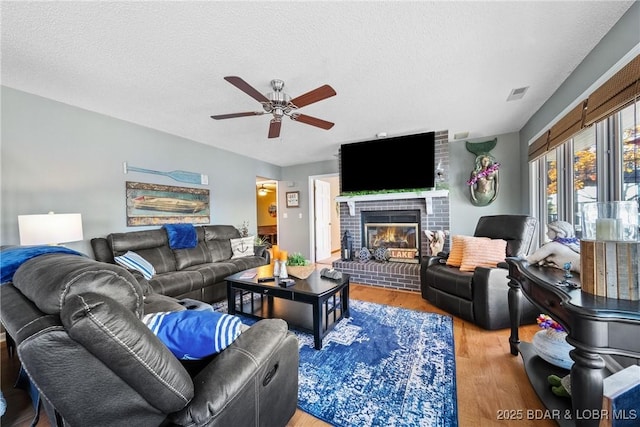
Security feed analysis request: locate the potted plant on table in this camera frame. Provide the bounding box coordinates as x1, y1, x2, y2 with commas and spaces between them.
286, 252, 315, 279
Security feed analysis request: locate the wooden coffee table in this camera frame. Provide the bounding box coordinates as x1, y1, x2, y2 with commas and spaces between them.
226, 265, 350, 349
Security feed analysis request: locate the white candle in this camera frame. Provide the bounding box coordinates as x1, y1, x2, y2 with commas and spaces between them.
595, 218, 620, 240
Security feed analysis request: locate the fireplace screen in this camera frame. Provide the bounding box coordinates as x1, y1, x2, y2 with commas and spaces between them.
364, 222, 418, 252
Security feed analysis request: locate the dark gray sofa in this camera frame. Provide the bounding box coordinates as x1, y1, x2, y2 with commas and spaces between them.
0, 253, 298, 426
91, 225, 269, 302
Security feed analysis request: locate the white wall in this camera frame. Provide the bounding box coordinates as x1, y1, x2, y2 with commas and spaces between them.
1, 87, 281, 255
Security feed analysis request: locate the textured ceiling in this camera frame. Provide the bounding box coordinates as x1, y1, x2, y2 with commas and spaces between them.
1, 1, 635, 167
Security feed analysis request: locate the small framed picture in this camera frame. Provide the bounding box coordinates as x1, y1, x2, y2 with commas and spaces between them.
286, 191, 300, 208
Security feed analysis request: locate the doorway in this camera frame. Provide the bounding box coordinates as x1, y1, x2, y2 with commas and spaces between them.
308, 173, 340, 264
256, 178, 278, 246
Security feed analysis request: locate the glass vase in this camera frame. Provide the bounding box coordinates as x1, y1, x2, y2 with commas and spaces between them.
581, 201, 639, 241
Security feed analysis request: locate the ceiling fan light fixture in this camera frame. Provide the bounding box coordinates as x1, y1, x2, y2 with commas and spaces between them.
258, 187, 268, 196
272, 108, 284, 119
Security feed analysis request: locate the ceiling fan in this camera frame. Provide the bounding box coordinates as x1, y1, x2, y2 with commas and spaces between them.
257, 183, 274, 196
211, 76, 336, 139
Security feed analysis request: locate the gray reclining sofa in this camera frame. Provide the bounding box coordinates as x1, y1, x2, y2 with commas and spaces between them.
0, 253, 299, 426
91, 224, 269, 302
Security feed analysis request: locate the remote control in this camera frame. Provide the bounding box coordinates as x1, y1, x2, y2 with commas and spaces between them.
258, 276, 275, 282
279, 278, 295, 287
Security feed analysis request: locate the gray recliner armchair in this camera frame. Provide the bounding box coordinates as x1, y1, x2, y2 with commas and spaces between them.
420, 215, 539, 330
0, 253, 299, 427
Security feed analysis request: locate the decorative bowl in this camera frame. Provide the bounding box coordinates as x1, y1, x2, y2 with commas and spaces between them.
286, 264, 316, 279
532, 329, 574, 370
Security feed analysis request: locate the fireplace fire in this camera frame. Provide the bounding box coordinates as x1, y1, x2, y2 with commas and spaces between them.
365, 223, 418, 249
361, 210, 421, 262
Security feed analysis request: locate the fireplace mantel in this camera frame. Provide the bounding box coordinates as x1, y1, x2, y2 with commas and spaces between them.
335, 190, 449, 216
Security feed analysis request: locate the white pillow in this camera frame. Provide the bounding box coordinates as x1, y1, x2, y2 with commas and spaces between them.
114, 251, 155, 280
230, 236, 255, 259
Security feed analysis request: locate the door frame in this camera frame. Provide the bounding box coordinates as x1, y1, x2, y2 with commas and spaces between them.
256, 177, 278, 246
307, 173, 339, 262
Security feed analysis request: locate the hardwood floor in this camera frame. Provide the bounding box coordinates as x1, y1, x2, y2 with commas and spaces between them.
1, 284, 554, 427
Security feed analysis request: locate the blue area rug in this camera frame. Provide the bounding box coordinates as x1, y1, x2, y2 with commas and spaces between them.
232, 299, 458, 427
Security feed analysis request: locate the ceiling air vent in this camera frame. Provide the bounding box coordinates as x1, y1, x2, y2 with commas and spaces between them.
507, 86, 529, 101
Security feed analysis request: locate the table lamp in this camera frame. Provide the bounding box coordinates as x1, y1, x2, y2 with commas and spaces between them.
18, 212, 84, 245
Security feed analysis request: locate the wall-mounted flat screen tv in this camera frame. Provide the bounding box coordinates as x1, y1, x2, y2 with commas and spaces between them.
339, 131, 435, 193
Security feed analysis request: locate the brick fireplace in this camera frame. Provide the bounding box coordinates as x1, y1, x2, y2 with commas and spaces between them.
332, 191, 449, 292
332, 130, 450, 292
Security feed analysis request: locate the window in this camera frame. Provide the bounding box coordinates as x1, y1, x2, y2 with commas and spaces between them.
545, 150, 558, 225
530, 100, 639, 244
528, 55, 639, 246
572, 127, 597, 238
620, 102, 639, 203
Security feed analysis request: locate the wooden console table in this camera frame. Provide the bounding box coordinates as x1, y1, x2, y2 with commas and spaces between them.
506, 257, 640, 427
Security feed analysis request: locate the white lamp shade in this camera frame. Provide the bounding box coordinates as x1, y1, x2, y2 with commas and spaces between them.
18, 213, 84, 245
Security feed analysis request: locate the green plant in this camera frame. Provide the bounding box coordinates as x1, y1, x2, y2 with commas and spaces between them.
254, 235, 269, 246
286, 252, 309, 266
340, 188, 429, 197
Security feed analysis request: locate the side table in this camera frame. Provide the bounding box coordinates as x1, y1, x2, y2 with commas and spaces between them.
507, 257, 640, 427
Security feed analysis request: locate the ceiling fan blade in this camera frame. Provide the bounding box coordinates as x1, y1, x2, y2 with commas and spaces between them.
268, 119, 282, 138
289, 84, 336, 108
224, 76, 270, 103
291, 113, 335, 130
211, 111, 264, 120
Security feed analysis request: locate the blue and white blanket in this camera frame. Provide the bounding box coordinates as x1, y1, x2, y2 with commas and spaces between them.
142, 310, 242, 360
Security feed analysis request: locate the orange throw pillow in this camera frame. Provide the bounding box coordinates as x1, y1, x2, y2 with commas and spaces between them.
446, 235, 474, 267
459, 237, 508, 272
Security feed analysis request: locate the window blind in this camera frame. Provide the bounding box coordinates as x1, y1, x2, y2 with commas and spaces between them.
527, 130, 550, 162
584, 55, 640, 126
528, 54, 639, 162
548, 100, 588, 151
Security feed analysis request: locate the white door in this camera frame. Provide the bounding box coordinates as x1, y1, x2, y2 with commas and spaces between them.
314, 179, 332, 261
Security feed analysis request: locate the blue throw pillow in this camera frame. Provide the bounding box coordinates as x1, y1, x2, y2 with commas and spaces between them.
163, 224, 197, 249
142, 310, 242, 360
